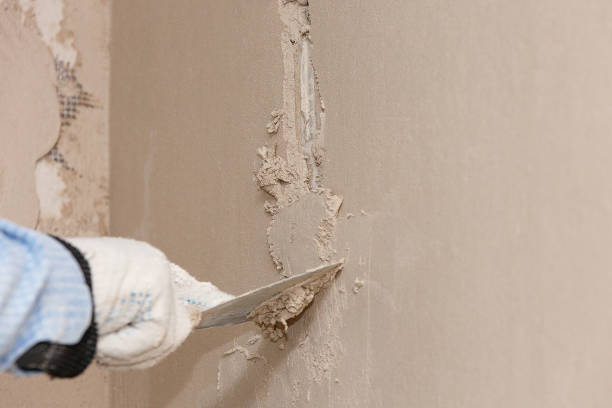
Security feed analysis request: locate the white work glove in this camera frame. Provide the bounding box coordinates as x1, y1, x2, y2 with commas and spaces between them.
66, 237, 233, 370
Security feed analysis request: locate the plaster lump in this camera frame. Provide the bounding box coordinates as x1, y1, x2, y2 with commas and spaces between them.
248, 262, 343, 342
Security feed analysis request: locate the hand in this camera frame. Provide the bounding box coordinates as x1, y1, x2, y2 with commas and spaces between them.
66, 237, 233, 370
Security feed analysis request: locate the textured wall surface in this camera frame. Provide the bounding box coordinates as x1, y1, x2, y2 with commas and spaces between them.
0, 0, 110, 406
112, 0, 612, 407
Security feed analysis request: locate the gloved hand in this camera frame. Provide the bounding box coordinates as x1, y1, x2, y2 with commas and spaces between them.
65, 237, 233, 370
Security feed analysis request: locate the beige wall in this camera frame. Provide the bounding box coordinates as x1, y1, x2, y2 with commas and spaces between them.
109, 1, 281, 406
110, 1, 612, 407
0, 0, 110, 406
5, 0, 612, 406
312, 1, 612, 405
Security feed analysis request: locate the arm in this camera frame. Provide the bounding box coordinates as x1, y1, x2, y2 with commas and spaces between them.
0, 218, 233, 377
0, 218, 94, 377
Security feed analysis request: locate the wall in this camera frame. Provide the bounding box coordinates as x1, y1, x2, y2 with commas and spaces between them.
105, 0, 612, 407
109, 1, 280, 406
7, 0, 612, 405
0, 0, 110, 406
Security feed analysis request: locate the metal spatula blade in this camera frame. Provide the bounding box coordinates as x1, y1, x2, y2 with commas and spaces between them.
195, 262, 343, 329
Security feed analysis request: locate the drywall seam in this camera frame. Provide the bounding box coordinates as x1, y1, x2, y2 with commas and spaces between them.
223, 0, 348, 393
215, 1, 350, 404
299, 25, 319, 189
255, 0, 343, 276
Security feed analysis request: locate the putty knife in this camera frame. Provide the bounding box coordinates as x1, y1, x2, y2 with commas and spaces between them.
196, 262, 343, 329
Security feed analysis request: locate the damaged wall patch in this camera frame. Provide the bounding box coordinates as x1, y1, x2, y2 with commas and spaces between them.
251, 0, 345, 350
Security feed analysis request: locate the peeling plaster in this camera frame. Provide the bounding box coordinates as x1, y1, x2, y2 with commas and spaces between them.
266, 109, 284, 134
12, 0, 110, 237
18, 0, 77, 65
0, 4, 60, 228
35, 159, 67, 219
248, 263, 342, 341
0, 1, 108, 234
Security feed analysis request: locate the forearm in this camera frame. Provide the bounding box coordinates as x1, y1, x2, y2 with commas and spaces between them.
0, 219, 95, 377
0, 219, 233, 376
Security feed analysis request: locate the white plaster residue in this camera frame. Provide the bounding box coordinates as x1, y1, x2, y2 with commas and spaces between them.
223, 341, 267, 363
247, 334, 262, 345
315, 191, 343, 262
18, 0, 78, 65
248, 263, 342, 341
255, 3, 343, 272
216, 2, 349, 400
266, 109, 283, 134
252, 0, 345, 339
35, 160, 67, 219
300, 34, 320, 189
255, 145, 297, 205
352, 277, 365, 294
216, 362, 221, 392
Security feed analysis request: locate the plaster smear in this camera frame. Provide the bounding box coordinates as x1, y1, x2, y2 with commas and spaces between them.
253, 1, 344, 344
255, 0, 343, 275
237, 7, 351, 401
266, 109, 284, 134
266, 191, 343, 276
215, 2, 348, 403
249, 263, 343, 341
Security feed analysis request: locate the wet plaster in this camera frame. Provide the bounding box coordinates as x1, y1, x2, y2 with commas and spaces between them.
250, 0, 345, 338
249, 263, 343, 342
254, 0, 343, 279
215, 0, 351, 405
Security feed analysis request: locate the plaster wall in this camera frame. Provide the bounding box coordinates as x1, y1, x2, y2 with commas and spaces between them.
111, 0, 612, 407
0, 0, 110, 405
